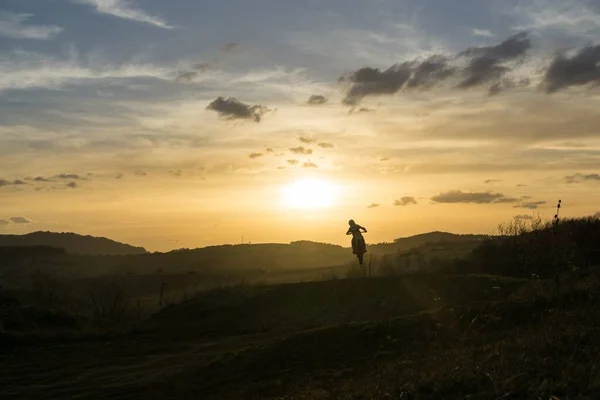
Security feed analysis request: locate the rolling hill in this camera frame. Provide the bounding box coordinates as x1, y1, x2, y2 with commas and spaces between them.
0, 231, 147, 256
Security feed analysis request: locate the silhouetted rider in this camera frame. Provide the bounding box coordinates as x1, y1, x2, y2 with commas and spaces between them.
346, 219, 367, 254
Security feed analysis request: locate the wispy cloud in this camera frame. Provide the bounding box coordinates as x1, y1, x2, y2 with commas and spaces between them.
0, 51, 170, 92
367, 202, 380, 208
472, 28, 494, 37
0, 12, 63, 40
431, 190, 518, 204
10, 216, 31, 224
73, 0, 172, 29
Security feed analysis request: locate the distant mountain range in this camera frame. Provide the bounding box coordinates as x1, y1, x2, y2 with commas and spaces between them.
0, 231, 147, 256
0, 230, 486, 261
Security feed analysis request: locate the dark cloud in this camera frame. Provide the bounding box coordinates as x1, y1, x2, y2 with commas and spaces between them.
0, 219, 9, 226
66, 182, 78, 189
380, 157, 390, 162
515, 214, 533, 220
340, 62, 413, 105
367, 203, 380, 208
10, 217, 31, 224
32, 176, 51, 182
303, 161, 318, 168
521, 196, 532, 200
290, 146, 312, 155
565, 173, 600, 184
489, 77, 531, 96
115, 173, 124, 179
405, 55, 455, 89
134, 171, 147, 177
221, 42, 242, 53
56, 173, 82, 180
249, 153, 263, 159
543, 45, 600, 93
431, 190, 516, 204
266, 148, 274, 153
175, 62, 216, 83
0, 179, 29, 187
493, 197, 520, 203
169, 169, 182, 177
394, 197, 417, 206
484, 179, 502, 184
457, 32, 531, 89
175, 71, 199, 83
339, 33, 530, 104
514, 201, 546, 210
318, 142, 334, 148
299, 136, 315, 144
307, 95, 327, 105
287, 159, 299, 165
206, 97, 270, 122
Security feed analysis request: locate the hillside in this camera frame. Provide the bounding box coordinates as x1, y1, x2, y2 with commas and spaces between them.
0, 231, 147, 256
370, 231, 487, 255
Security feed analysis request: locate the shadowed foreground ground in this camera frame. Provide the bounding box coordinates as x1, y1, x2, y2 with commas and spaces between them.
2, 275, 600, 399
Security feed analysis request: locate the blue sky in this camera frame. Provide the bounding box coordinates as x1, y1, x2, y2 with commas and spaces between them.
1, 0, 600, 250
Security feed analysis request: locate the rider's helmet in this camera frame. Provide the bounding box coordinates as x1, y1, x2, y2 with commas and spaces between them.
348, 219, 355, 226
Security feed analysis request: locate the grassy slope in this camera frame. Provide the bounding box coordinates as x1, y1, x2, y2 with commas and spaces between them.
2, 275, 600, 399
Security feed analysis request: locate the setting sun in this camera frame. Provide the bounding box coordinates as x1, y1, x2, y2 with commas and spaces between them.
282, 178, 339, 209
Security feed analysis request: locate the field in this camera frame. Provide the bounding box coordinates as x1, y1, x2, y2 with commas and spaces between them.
2, 219, 600, 399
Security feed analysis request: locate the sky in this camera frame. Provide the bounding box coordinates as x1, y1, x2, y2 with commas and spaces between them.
1, 0, 600, 251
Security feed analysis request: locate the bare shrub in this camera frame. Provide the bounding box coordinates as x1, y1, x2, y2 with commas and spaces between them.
89, 277, 130, 326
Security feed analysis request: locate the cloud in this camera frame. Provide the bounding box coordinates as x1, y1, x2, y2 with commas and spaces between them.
0, 51, 170, 92
404, 55, 455, 90
0, 219, 9, 226
307, 95, 328, 105
169, 169, 182, 177
367, 203, 380, 208
318, 142, 334, 149
10, 217, 31, 224
73, 0, 172, 29
266, 148, 274, 153
175, 62, 217, 83
457, 32, 531, 89
484, 179, 502, 184
290, 146, 312, 155
134, 170, 147, 177
542, 45, 600, 93
565, 173, 600, 183
472, 28, 494, 37
340, 63, 413, 105
206, 97, 270, 122
221, 42, 242, 53
394, 197, 417, 206
249, 153, 263, 159
515, 214, 533, 220
66, 182, 78, 189
514, 201, 546, 210
338, 32, 530, 104
0, 179, 28, 187
287, 159, 299, 165
431, 190, 517, 204
0, 12, 63, 40
302, 161, 318, 168
33, 176, 51, 182
299, 136, 315, 144
56, 173, 82, 180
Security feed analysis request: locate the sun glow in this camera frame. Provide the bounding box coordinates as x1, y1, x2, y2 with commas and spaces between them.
281, 178, 339, 209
